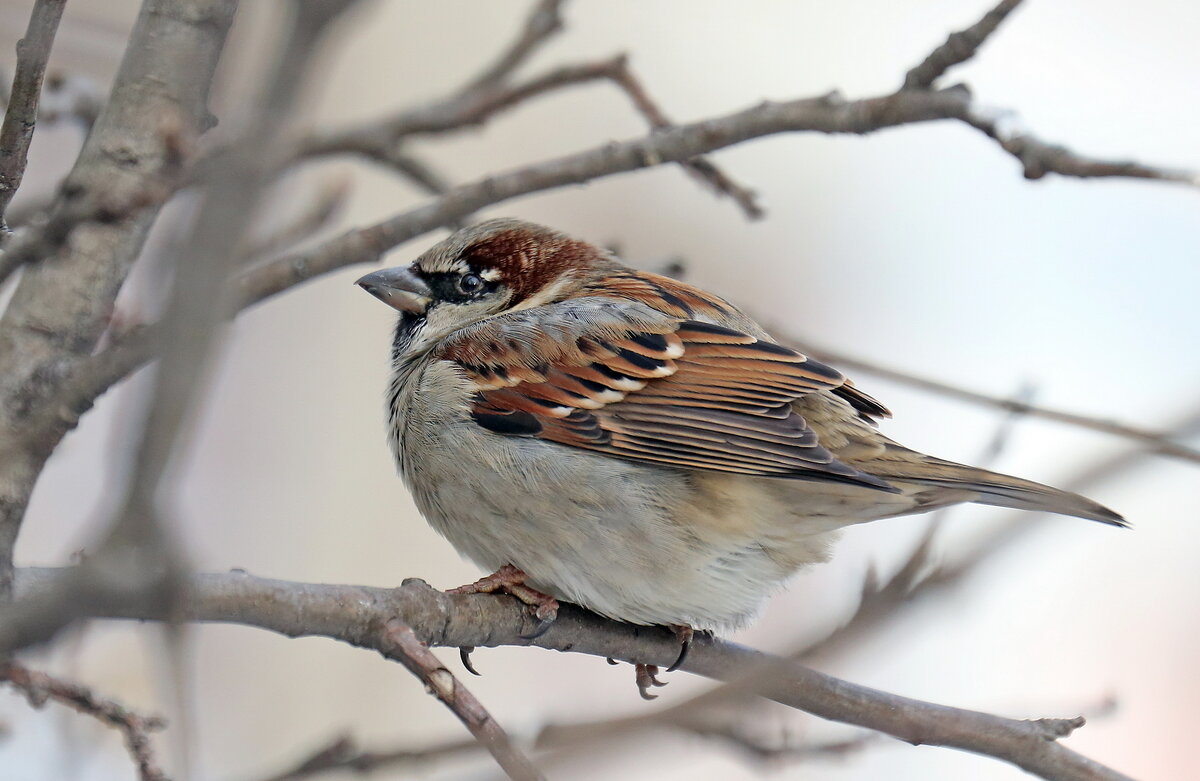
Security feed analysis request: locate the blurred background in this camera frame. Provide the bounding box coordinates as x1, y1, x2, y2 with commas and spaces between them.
2, 0, 1198, 779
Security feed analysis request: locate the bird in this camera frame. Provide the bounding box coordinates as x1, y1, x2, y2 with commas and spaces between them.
356, 218, 1124, 698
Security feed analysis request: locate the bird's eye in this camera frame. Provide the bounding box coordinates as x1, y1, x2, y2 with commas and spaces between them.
458, 273, 484, 295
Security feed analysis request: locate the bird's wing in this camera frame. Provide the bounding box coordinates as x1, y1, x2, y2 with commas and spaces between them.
435, 296, 893, 489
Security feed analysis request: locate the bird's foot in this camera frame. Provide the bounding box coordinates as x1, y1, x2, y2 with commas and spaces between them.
626, 624, 702, 699
635, 663, 668, 700
447, 564, 560, 635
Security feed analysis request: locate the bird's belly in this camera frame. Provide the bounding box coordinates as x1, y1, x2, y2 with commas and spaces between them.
401, 418, 846, 631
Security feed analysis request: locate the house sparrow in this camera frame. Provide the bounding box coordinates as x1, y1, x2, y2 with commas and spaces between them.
357, 219, 1123, 696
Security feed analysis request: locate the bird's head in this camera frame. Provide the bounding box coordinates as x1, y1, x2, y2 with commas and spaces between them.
356, 218, 613, 356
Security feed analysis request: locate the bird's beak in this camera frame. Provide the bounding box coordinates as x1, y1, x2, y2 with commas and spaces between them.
355, 266, 432, 315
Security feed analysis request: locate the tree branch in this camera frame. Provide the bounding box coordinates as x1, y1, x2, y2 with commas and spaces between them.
50, 76, 1198, 457
0, 0, 68, 231
237, 174, 352, 264
796, 397, 1200, 663
904, 0, 1024, 90
251, 735, 480, 781
0, 660, 168, 781
382, 619, 542, 781
8, 569, 1133, 781
465, 0, 564, 91
0, 0, 240, 603
298, 57, 759, 217
792, 337, 1200, 466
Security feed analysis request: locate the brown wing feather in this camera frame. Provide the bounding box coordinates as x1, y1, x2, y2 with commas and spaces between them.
437, 295, 893, 490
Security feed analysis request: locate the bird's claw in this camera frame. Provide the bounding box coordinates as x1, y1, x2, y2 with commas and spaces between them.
459, 646, 481, 676
666, 624, 693, 672
635, 663, 668, 700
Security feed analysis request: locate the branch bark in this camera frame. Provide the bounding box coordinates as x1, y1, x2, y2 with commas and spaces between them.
0, 0, 68, 231
0, 0, 240, 599
8, 568, 1131, 781
904, 0, 1024, 89
382, 619, 543, 781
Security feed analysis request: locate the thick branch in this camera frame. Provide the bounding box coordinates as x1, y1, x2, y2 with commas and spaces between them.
9, 568, 1132, 781
0, 0, 240, 600
0, 0, 68, 229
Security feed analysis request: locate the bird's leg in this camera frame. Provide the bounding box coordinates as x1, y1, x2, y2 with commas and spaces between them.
634, 663, 668, 700
447, 564, 560, 629
666, 624, 694, 672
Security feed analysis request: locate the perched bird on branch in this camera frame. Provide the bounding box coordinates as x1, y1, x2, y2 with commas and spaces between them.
357, 219, 1123, 697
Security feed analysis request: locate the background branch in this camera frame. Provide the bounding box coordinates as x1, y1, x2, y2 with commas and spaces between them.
252, 735, 480, 781
0, 0, 240, 601
0, 660, 168, 781
52, 78, 1198, 456
792, 336, 1200, 466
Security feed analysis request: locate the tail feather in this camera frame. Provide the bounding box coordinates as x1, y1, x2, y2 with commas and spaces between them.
867, 452, 1127, 527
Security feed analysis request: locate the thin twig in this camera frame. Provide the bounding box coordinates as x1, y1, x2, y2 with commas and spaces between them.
0, 0, 69, 230
0, 661, 168, 781
299, 54, 760, 218
800, 398, 1200, 664
962, 103, 1197, 183
679, 728, 876, 766
536, 706, 878, 771
289, 0, 564, 190
904, 0, 1025, 89
252, 735, 480, 781
797, 384, 1036, 662
465, 0, 565, 91
238, 174, 352, 264
794, 338, 1200, 466
255, 721, 872, 781
382, 619, 543, 781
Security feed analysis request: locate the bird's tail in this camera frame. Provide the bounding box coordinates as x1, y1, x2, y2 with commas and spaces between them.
865, 449, 1126, 527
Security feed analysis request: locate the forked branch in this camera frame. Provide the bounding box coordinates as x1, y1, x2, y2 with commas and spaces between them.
9, 568, 1132, 781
